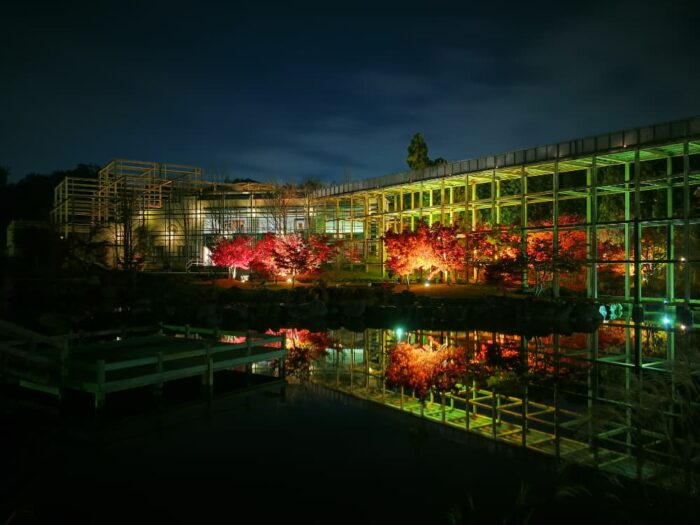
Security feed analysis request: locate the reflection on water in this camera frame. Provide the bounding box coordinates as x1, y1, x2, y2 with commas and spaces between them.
309, 309, 700, 491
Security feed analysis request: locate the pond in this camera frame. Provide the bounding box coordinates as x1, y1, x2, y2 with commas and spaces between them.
1, 306, 698, 524
306, 310, 699, 493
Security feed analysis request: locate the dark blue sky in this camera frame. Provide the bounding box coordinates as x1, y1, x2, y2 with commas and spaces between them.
2, 0, 699, 184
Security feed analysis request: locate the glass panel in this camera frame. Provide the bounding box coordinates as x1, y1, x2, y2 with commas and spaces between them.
453, 185, 466, 203
597, 164, 626, 186
639, 188, 667, 219
597, 226, 626, 262
691, 264, 700, 300
475, 182, 491, 200
402, 192, 412, 210
558, 169, 587, 190
639, 158, 667, 181
597, 193, 626, 222
671, 184, 685, 218
527, 174, 552, 192
597, 263, 627, 297
558, 197, 587, 222
526, 202, 552, 226
499, 204, 521, 226
642, 263, 667, 299
500, 178, 521, 196
477, 208, 492, 226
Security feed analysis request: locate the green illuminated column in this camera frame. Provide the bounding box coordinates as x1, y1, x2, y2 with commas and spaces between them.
520, 166, 528, 289
632, 148, 643, 374
495, 175, 501, 225
491, 168, 497, 226
552, 159, 560, 298
683, 141, 691, 303
364, 194, 370, 274
624, 162, 632, 302
633, 150, 642, 307
470, 180, 477, 231
666, 156, 675, 302
440, 176, 446, 225
587, 158, 598, 300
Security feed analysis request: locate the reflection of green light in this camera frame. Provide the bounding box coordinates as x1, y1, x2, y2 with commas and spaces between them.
662, 315, 672, 326
395, 327, 404, 340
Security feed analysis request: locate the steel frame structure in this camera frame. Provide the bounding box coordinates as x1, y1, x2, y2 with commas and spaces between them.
313, 116, 700, 308
53, 160, 307, 269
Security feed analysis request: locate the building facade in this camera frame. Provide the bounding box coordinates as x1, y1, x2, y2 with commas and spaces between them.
53, 117, 700, 306
53, 159, 309, 270
312, 116, 700, 307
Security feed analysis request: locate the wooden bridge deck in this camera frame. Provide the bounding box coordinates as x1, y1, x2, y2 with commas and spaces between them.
0, 321, 287, 410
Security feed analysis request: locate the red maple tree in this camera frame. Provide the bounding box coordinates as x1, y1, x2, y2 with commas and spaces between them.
210, 236, 255, 279
271, 233, 336, 286
249, 233, 282, 281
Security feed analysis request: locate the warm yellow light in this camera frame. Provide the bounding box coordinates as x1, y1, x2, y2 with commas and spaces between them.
286, 278, 293, 283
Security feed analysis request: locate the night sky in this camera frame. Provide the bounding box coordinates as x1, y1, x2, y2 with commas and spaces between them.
3, 0, 699, 184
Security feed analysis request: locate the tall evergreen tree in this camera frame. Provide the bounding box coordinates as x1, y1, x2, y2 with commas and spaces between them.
406, 133, 447, 170
406, 133, 430, 170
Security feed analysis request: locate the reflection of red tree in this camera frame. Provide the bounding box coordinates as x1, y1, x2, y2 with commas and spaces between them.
265, 328, 337, 379
386, 342, 468, 400
387, 335, 588, 398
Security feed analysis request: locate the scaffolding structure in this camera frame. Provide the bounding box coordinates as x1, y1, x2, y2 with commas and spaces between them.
53, 159, 307, 269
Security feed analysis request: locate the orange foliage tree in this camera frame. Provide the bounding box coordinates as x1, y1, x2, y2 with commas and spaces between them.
428, 222, 466, 282
464, 225, 520, 282
383, 220, 466, 285
480, 215, 588, 295
383, 222, 434, 286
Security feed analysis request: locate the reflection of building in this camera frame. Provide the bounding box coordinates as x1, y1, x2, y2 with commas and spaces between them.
52, 159, 307, 269
53, 116, 700, 305
319, 325, 699, 489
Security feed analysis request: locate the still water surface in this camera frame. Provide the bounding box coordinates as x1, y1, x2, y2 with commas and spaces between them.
2, 307, 698, 524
